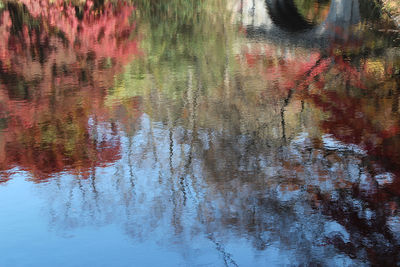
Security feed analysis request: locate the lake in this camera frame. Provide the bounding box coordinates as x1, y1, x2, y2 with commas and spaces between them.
0, 0, 400, 266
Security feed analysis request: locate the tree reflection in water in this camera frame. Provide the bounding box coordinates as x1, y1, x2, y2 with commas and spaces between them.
0, 0, 400, 265
0, 0, 140, 180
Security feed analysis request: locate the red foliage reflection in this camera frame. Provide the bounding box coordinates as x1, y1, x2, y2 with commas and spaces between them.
0, 0, 141, 181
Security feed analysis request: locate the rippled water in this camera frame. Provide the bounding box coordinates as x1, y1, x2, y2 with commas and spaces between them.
1, 0, 400, 266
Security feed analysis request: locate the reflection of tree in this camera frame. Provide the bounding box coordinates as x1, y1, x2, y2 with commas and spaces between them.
0, 0, 140, 180
316, 188, 400, 266
229, 28, 400, 263
109, 8, 400, 263
1, 0, 400, 265
40, 31, 400, 267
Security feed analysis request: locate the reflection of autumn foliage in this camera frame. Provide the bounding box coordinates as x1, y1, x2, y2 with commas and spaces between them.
314, 188, 400, 266
308, 90, 400, 172
0, 0, 141, 181
239, 40, 400, 178
302, 56, 400, 192
236, 38, 400, 263
19, 0, 138, 63
300, 58, 400, 266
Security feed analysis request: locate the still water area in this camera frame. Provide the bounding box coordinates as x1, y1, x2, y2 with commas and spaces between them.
0, 0, 400, 266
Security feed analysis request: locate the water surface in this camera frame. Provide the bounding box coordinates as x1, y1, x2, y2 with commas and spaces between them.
1, 0, 400, 266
